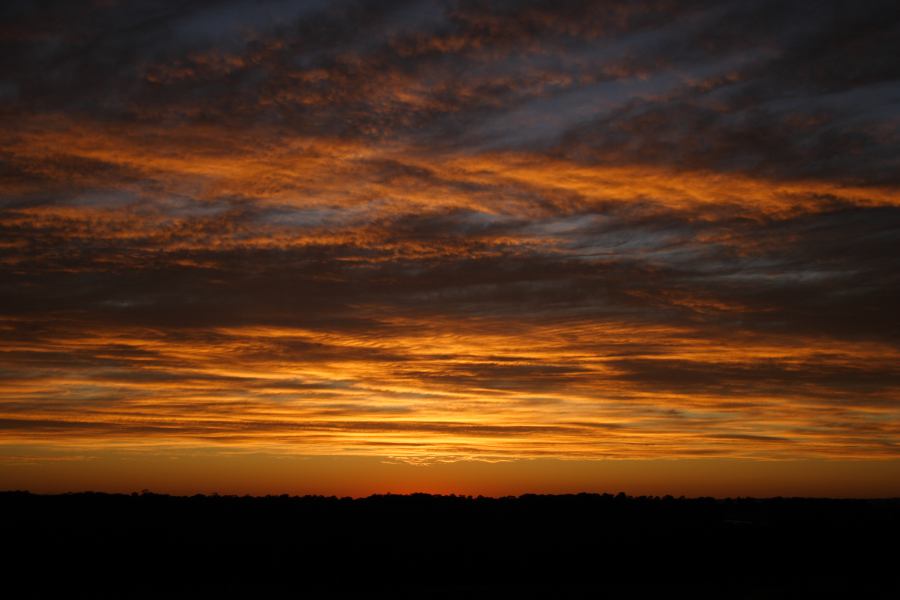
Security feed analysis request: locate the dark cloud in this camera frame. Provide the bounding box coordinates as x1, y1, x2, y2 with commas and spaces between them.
1, 0, 898, 460
608, 357, 900, 401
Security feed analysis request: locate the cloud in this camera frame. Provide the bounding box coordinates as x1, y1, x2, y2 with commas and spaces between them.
0, 0, 898, 463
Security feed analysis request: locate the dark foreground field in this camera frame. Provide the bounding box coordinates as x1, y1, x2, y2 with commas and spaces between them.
3, 491, 899, 599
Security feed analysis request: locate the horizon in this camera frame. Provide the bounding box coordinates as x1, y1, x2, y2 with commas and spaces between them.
2, 0, 899, 497
6, 489, 900, 500
4, 452, 900, 499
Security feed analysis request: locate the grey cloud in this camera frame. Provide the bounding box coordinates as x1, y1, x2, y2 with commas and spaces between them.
1, 0, 899, 458
607, 357, 900, 403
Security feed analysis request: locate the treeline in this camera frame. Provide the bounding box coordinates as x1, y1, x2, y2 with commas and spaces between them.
3, 491, 898, 598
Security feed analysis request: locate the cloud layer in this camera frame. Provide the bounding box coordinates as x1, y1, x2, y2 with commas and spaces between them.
1, 0, 899, 464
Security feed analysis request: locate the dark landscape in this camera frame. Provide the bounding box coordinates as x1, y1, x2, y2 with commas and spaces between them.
5, 491, 899, 598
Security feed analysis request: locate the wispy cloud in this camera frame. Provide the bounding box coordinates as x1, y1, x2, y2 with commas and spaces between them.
1, 1, 898, 467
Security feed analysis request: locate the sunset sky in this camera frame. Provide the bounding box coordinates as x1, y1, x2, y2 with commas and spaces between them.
2, 0, 899, 497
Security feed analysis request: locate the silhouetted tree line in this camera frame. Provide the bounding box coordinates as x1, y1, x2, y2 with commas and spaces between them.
3, 491, 898, 599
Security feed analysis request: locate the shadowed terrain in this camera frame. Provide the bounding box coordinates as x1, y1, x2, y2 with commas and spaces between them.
4, 491, 899, 598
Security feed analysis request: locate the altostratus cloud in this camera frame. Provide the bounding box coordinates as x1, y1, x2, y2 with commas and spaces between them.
1, 0, 898, 463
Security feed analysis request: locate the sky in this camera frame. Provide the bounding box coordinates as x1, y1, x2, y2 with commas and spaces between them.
1, 0, 899, 497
